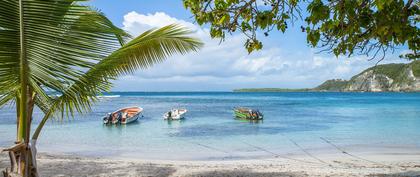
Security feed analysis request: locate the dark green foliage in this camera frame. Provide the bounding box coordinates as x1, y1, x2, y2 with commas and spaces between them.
411, 60, 420, 77
362, 63, 407, 81
183, 0, 419, 59
313, 79, 348, 91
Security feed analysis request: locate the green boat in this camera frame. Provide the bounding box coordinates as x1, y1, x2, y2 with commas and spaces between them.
234, 107, 263, 120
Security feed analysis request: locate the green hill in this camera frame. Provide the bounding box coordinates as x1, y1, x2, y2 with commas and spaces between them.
345, 60, 420, 91
312, 79, 349, 91
234, 60, 420, 92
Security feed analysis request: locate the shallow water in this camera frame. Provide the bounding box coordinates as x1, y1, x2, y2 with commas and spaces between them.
0, 92, 419, 160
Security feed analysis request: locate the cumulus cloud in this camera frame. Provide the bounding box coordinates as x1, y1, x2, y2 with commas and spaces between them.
123, 12, 197, 35
112, 11, 393, 91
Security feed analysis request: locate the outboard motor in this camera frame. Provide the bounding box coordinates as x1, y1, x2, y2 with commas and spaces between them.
257, 110, 263, 119
117, 112, 122, 123
103, 113, 111, 124
103, 116, 108, 124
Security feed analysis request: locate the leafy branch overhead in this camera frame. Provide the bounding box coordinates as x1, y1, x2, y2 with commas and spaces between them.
183, 0, 419, 59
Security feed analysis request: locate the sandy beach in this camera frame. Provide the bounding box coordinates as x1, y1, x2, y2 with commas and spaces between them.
1, 149, 420, 177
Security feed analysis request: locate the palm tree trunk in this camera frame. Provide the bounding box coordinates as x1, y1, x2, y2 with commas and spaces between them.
16, 0, 31, 176
18, 0, 28, 144
6, 95, 37, 177
26, 92, 38, 177
16, 98, 20, 142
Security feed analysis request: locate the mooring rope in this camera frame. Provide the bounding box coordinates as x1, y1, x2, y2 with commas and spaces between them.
319, 137, 392, 168
178, 138, 235, 159
286, 137, 332, 166
192, 142, 231, 154
241, 141, 321, 164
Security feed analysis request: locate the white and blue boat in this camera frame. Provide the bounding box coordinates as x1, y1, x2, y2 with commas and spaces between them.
163, 108, 187, 120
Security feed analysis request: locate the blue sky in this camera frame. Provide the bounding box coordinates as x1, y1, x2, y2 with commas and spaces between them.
88, 0, 408, 91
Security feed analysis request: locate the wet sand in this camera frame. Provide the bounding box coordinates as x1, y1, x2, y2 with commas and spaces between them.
1, 149, 420, 177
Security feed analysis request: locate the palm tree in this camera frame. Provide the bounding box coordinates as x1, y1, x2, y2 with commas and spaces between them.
0, 0, 202, 176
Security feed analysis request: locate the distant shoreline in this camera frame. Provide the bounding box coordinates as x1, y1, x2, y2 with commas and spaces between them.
97, 90, 420, 94
232, 88, 420, 92
236, 61, 420, 93
233, 88, 313, 92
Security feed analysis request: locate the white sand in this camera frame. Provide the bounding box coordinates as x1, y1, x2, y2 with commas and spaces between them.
1, 150, 420, 177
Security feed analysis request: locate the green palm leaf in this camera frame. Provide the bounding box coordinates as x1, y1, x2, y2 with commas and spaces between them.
0, 0, 202, 139
1, 0, 132, 109
0, 0, 20, 106
1, 1, 202, 175
32, 25, 202, 139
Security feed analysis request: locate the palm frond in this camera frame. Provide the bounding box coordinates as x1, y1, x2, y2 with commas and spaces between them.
0, 0, 132, 109
48, 24, 203, 119
23, 1, 131, 94
1, 1, 202, 140
0, 0, 20, 107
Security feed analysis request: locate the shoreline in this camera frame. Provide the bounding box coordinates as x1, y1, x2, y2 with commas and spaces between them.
1, 148, 420, 176
232, 90, 420, 93
26, 142, 420, 161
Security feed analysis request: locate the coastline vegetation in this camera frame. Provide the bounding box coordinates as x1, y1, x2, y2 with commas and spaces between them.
235, 61, 420, 92
234, 88, 312, 92
351, 63, 407, 81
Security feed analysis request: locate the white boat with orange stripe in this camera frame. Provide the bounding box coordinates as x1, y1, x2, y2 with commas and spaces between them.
103, 106, 143, 124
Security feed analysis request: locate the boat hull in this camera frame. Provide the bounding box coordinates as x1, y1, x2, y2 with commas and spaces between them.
103, 106, 143, 125
163, 109, 187, 120
234, 108, 263, 120
122, 112, 140, 124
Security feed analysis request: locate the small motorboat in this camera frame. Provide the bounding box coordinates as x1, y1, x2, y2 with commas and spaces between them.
234, 107, 263, 120
163, 108, 187, 120
103, 106, 143, 124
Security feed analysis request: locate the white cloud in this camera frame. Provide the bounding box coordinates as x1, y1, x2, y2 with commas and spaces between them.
112, 12, 398, 91
123, 12, 197, 35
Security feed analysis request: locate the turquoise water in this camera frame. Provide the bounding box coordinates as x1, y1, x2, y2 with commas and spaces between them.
0, 92, 419, 160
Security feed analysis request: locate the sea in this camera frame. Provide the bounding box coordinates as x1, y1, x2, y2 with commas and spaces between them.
0, 92, 419, 160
